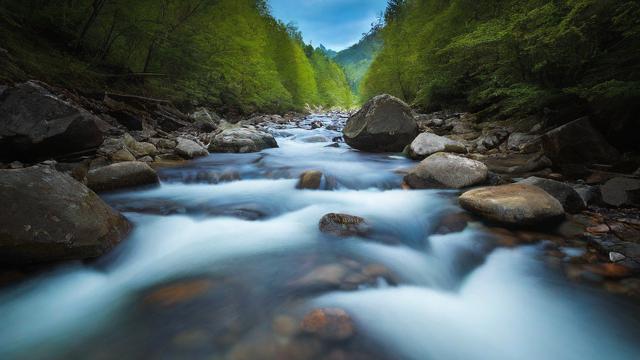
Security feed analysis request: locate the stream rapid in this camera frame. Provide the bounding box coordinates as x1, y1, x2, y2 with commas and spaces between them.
1, 114, 639, 360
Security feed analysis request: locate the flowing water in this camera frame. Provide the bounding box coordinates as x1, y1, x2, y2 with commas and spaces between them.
1, 114, 639, 359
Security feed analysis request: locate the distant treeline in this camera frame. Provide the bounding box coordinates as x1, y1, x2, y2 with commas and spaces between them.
0, 0, 353, 113
361, 0, 639, 148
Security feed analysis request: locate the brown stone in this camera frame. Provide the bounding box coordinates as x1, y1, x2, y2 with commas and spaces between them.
297, 170, 323, 190
319, 213, 370, 237
300, 308, 355, 341
144, 279, 215, 306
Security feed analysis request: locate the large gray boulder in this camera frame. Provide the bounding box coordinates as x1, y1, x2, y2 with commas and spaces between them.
459, 184, 565, 226
405, 153, 488, 189
407, 132, 467, 159
208, 128, 278, 153
0, 81, 104, 161
191, 108, 221, 132
175, 137, 208, 159
343, 94, 418, 152
87, 161, 159, 192
0, 166, 131, 265
517, 176, 586, 213
541, 117, 619, 165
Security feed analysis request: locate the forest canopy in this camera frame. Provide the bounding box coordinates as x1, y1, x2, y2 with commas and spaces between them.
0, 0, 354, 113
361, 0, 640, 148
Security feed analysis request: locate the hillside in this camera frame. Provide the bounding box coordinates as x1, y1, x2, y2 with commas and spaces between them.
334, 29, 382, 96
0, 0, 353, 114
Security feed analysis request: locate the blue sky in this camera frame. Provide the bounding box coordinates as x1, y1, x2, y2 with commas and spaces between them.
269, 0, 388, 51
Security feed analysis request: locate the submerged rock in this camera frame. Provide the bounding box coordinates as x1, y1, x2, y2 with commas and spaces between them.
300, 308, 355, 341
406, 132, 467, 159
404, 152, 488, 189
343, 94, 418, 152
175, 137, 208, 159
87, 161, 159, 192
0, 81, 104, 161
208, 127, 278, 153
319, 213, 370, 237
0, 166, 130, 265
459, 184, 565, 225
517, 177, 586, 213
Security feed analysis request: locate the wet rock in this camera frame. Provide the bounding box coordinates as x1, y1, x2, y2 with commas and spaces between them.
272, 315, 299, 337
0, 166, 130, 265
541, 117, 620, 165
208, 127, 278, 153
459, 184, 565, 226
0, 81, 104, 162
343, 94, 418, 152
300, 135, 331, 143
404, 153, 488, 189
517, 177, 586, 213
600, 177, 640, 207
319, 213, 370, 237
297, 170, 323, 190
434, 212, 472, 234
476, 152, 552, 176
190, 108, 220, 132
406, 132, 467, 159
300, 308, 355, 341
87, 161, 159, 192
573, 184, 600, 207
175, 137, 208, 159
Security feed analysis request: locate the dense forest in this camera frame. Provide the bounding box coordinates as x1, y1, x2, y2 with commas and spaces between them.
361, 0, 640, 149
0, 0, 353, 113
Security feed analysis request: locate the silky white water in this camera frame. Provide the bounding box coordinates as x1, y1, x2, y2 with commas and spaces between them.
0, 114, 638, 359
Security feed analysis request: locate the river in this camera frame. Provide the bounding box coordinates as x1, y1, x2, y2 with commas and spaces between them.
1, 114, 639, 359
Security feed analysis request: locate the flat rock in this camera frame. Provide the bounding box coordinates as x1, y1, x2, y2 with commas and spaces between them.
404, 152, 488, 189
175, 137, 208, 159
600, 177, 640, 207
407, 132, 467, 159
459, 184, 565, 225
87, 161, 159, 192
343, 94, 418, 152
0, 166, 131, 264
517, 177, 586, 213
208, 128, 278, 153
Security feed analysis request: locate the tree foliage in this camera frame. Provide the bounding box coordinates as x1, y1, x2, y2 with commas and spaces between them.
0, 0, 354, 113
362, 0, 640, 133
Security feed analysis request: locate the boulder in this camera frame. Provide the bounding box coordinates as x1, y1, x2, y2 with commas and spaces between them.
300, 308, 354, 341
0, 166, 131, 265
507, 132, 541, 152
297, 170, 323, 190
459, 184, 565, 226
600, 177, 640, 207
191, 108, 221, 132
406, 132, 467, 159
404, 153, 488, 189
517, 177, 586, 213
319, 213, 369, 237
0, 81, 104, 161
343, 94, 418, 152
541, 117, 620, 165
87, 161, 159, 192
208, 128, 278, 153
123, 133, 157, 158
175, 137, 208, 159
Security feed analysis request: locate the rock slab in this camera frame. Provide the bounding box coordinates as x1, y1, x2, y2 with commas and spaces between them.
459, 184, 565, 225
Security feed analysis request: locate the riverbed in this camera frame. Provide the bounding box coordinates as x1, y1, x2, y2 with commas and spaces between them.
1, 114, 639, 360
